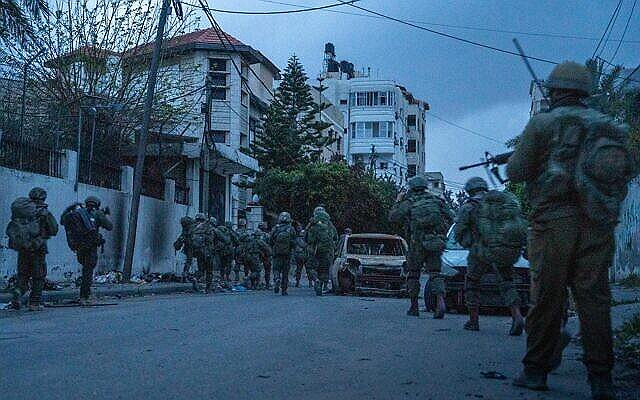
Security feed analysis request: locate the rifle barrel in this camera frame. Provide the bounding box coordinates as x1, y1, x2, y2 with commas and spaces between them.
459, 161, 490, 171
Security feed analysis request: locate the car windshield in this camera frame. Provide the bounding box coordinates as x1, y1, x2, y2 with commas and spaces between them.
446, 229, 464, 250
346, 237, 404, 256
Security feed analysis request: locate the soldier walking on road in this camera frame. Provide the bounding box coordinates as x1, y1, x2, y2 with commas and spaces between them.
256, 222, 273, 289
190, 213, 218, 293
240, 231, 271, 290
6, 187, 58, 311
508, 61, 635, 399
270, 212, 297, 295
389, 175, 453, 318
216, 220, 237, 286
61, 196, 112, 306
455, 177, 527, 335
174, 216, 195, 283
235, 219, 251, 281
305, 206, 338, 296
293, 223, 310, 288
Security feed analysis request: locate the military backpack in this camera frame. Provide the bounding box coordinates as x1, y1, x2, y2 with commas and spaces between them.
310, 221, 334, 255
215, 226, 234, 256
190, 222, 209, 251
6, 197, 44, 252
410, 194, 447, 252
60, 206, 104, 252
476, 190, 527, 265
272, 224, 293, 256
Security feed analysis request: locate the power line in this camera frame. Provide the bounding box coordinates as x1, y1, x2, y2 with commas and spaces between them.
609, 0, 637, 64
598, 1, 624, 59
593, 0, 623, 59
618, 63, 640, 88
258, 0, 640, 44
427, 113, 505, 145
182, 0, 360, 15
331, 1, 557, 64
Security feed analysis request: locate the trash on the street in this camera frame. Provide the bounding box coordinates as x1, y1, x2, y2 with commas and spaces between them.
480, 371, 507, 380
129, 275, 146, 284
94, 271, 123, 284
1, 302, 11, 310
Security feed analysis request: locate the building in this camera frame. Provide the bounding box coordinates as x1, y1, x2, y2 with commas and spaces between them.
320, 43, 429, 186
311, 85, 345, 162
424, 171, 445, 198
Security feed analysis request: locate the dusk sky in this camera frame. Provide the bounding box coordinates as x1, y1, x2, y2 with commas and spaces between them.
191, 0, 639, 191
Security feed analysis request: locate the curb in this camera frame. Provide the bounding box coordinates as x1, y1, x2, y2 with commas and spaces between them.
0, 283, 195, 304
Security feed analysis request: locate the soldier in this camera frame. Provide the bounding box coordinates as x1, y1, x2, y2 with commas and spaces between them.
61, 196, 112, 305
256, 222, 273, 288
190, 213, 218, 293
216, 220, 237, 285
305, 207, 338, 296
235, 218, 251, 282
389, 175, 453, 318
241, 231, 271, 290
454, 177, 526, 335
293, 223, 311, 288
225, 221, 241, 282
270, 212, 297, 295
174, 216, 195, 283
508, 61, 635, 399
6, 187, 58, 311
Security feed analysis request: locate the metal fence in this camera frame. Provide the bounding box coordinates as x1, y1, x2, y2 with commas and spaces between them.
78, 159, 122, 191
142, 176, 165, 200
175, 183, 190, 205
0, 138, 64, 178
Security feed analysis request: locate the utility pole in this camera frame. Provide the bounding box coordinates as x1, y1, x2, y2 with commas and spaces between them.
123, 0, 171, 280
200, 74, 213, 215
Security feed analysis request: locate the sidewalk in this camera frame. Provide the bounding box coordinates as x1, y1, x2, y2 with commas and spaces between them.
0, 281, 196, 304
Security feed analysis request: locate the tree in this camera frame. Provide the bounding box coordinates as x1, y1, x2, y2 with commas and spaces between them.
254, 161, 400, 234
252, 54, 334, 171
443, 189, 467, 214
0, 0, 49, 45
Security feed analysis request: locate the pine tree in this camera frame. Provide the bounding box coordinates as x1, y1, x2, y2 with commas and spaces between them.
252, 55, 336, 171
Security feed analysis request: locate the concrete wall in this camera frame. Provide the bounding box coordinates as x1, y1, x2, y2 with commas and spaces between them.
613, 176, 640, 280
0, 151, 194, 281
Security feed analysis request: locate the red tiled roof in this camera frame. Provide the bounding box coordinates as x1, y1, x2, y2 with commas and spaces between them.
126, 27, 245, 57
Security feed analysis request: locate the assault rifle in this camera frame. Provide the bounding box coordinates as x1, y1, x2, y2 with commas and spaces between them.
459, 151, 513, 184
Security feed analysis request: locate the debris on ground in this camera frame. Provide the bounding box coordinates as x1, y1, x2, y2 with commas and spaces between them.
1, 302, 11, 310
619, 274, 640, 289
129, 275, 146, 284
94, 271, 124, 284
614, 312, 640, 400
480, 371, 507, 380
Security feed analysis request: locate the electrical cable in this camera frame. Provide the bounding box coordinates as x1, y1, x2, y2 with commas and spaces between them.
427, 113, 505, 145
258, 0, 640, 44
617, 63, 640, 88
609, 0, 637, 64
181, 0, 360, 15
597, 1, 624, 60
593, 0, 623, 59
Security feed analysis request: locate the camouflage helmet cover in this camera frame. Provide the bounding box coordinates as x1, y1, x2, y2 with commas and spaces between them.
28, 187, 47, 201
209, 216, 217, 225
313, 206, 325, 216
238, 218, 247, 227
543, 61, 592, 96
195, 213, 207, 221
464, 177, 489, 194
180, 216, 194, 227
278, 212, 292, 223
407, 175, 429, 190
85, 196, 101, 207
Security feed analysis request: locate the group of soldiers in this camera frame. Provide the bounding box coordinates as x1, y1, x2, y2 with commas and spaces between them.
390, 61, 633, 400
6, 191, 113, 310
173, 206, 338, 296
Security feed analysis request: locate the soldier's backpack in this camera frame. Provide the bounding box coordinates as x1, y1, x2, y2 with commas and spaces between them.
311, 221, 334, 255
410, 194, 447, 252
575, 117, 634, 227
272, 224, 293, 255
476, 190, 528, 265
190, 222, 209, 251
60, 206, 104, 252
215, 226, 233, 255
5, 197, 43, 252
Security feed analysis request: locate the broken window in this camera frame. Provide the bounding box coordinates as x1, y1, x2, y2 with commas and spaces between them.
407, 139, 417, 153
407, 115, 416, 127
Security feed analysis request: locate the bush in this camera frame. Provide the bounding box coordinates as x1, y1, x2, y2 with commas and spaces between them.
254, 162, 400, 234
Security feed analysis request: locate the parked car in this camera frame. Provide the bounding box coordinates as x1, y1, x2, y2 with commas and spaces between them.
330, 233, 409, 296
425, 224, 530, 313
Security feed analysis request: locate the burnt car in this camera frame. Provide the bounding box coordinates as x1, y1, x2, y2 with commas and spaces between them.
425, 224, 530, 313
330, 233, 409, 296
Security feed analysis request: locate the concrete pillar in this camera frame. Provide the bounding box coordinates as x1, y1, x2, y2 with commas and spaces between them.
188, 158, 200, 213
64, 150, 78, 183
121, 166, 134, 194
164, 178, 176, 203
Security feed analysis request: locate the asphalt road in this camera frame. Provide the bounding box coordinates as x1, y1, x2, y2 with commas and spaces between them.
1, 288, 595, 400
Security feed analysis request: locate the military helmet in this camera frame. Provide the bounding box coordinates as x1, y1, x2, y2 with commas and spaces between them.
180, 216, 193, 227
313, 206, 326, 215
209, 216, 218, 226
238, 218, 247, 227
278, 212, 292, 224
28, 187, 47, 201
407, 175, 429, 190
543, 61, 592, 96
464, 177, 489, 194
225, 221, 233, 229
195, 213, 207, 221
85, 196, 101, 208
258, 222, 268, 230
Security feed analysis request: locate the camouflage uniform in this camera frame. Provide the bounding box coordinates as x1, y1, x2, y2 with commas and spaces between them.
508, 62, 633, 397
293, 227, 310, 287
235, 222, 251, 280
269, 212, 297, 295
256, 223, 273, 287
174, 216, 195, 281
241, 232, 271, 289
10, 188, 58, 310
191, 214, 218, 292
389, 176, 453, 318
305, 208, 338, 295
217, 221, 238, 282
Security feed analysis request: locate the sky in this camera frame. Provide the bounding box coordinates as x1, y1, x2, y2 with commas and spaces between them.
191, 0, 640, 190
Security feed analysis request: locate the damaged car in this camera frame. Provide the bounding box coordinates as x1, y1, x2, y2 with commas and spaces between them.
425, 224, 530, 313
330, 233, 409, 296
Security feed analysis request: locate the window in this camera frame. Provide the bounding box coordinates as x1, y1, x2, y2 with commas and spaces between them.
209, 130, 227, 143
380, 92, 387, 105
351, 121, 394, 139
372, 122, 380, 138
407, 139, 417, 153
211, 88, 226, 100
379, 162, 388, 170
387, 122, 394, 138
241, 90, 249, 107
407, 115, 416, 127
357, 92, 367, 106
407, 164, 417, 177
340, 99, 348, 105
337, 137, 342, 152
209, 58, 227, 72
240, 132, 249, 148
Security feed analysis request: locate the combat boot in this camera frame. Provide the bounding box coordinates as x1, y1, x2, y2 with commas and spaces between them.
234, 271, 240, 283
282, 288, 288, 296
314, 280, 323, 296
512, 368, 548, 391
28, 301, 44, 311
464, 307, 480, 331
406, 296, 419, 317
433, 295, 446, 319
295, 279, 300, 288
274, 279, 280, 294
589, 372, 616, 400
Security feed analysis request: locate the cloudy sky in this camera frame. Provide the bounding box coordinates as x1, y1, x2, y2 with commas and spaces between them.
189, 0, 639, 190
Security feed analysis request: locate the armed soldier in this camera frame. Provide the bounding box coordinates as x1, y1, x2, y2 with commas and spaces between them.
235, 218, 251, 282
270, 212, 297, 295
256, 222, 273, 289
293, 223, 310, 288
305, 206, 338, 296
455, 177, 526, 335
190, 213, 218, 293
60, 196, 112, 305
216, 220, 236, 286
389, 175, 453, 318
508, 61, 635, 399
6, 187, 58, 311
241, 231, 271, 290
174, 216, 195, 283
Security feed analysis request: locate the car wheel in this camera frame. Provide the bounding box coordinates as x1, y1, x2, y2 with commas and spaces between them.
338, 271, 355, 295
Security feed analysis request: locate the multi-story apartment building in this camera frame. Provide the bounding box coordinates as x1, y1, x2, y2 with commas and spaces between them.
400, 87, 428, 178
320, 43, 428, 186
